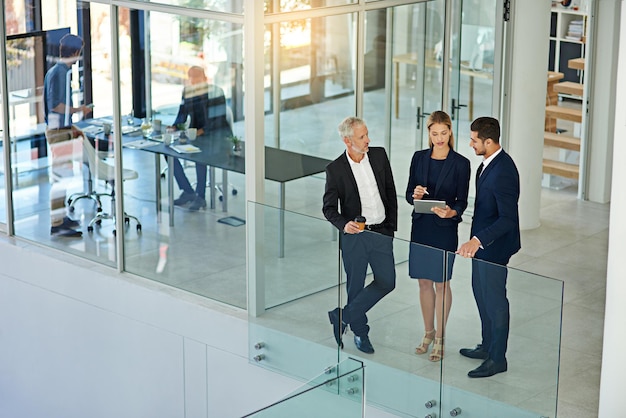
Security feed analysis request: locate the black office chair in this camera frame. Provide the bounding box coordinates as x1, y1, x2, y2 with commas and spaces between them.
205, 86, 238, 201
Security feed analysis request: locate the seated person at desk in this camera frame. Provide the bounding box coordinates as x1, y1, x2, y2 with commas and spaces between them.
44, 33, 92, 237
169, 66, 230, 211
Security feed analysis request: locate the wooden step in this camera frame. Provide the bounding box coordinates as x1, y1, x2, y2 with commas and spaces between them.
568, 57, 585, 70
545, 105, 583, 123
547, 71, 565, 83
543, 159, 579, 179
554, 81, 583, 96
544, 132, 581, 151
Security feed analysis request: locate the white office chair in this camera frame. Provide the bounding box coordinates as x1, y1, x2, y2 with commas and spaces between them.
81, 135, 141, 235
67, 138, 109, 212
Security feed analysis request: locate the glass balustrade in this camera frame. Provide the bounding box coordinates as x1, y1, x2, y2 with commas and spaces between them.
248, 201, 342, 381
248, 201, 563, 418
242, 358, 364, 418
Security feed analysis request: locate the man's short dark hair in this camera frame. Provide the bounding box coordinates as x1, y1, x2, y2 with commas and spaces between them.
59, 34, 84, 58
471, 116, 500, 144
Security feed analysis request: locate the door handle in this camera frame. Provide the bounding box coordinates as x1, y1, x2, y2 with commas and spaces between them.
416, 107, 430, 130
450, 98, 467, 121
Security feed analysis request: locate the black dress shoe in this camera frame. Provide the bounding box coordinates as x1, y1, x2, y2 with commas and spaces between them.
468, 359, 507, 378
328, 308, 347, 349
354, 335, 375, 354
459, 344, 489, 360
63, 216, 80, 228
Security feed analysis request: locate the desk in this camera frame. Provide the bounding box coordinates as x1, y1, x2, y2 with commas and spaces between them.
392, 53, 493, 120
137, 127, 331, 257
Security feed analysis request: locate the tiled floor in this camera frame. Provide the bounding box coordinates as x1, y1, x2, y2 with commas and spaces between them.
512, 187, 606, 418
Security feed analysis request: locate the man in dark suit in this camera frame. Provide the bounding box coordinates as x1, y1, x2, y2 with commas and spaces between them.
169, 66, 230, 211
457, 116, 520, 378
323, 117, 397, 354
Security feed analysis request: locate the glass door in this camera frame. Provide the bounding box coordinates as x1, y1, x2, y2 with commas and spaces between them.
450, 0, 500, 202
370, 0, 453, 242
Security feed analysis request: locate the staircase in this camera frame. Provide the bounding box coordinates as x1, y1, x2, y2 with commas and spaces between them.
543, 58, 585, 181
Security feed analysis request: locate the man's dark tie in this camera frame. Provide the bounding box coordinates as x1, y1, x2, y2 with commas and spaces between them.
476, 162, 484, 185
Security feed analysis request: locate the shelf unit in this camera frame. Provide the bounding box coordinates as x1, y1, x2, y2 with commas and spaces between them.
548, 7, 587, 85
543, 6, 589, 184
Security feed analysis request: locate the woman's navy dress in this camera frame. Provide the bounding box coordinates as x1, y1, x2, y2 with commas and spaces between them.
409, 158, 457, 282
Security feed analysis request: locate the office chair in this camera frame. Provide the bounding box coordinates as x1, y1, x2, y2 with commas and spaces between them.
211, 94, 238, 201
67, 137, 109, 213
81, 135, 142, 235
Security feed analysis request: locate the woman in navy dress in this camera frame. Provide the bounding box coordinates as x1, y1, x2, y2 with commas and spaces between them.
406, 111, 470, 361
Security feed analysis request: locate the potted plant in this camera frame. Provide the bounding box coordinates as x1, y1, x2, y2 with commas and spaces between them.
229, 135, 243, 157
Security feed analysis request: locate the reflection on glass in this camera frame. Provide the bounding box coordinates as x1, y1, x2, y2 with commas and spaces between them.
267, 13, 355, 159
243, 358, 364, 418
249, 201, 339, 310
386, 1, 446, 208
264, 0, 357, 14
121, 7, 247, 308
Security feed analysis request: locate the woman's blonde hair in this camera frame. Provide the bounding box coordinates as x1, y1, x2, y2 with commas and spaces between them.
426, 110, 454, 149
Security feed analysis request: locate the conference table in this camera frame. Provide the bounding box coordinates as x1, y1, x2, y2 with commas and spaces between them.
81, 118, 331, 256
128, 125, 331, 257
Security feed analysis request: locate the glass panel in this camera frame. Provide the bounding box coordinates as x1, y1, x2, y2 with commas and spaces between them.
385, 1, 446, 243
267, 12, 355, 159
264, 0, 357, 14
7, 1, 119, 260
118, 7, 247, 308
248, 201, 341, 380
440, 253, 562, 417
5, 1, 27, 35
243, 358, 364, 418
258, 204, 339, 309
455, 0, 498, 205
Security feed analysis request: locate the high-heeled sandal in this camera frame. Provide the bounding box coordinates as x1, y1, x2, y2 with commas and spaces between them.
415, 329, 436, 355
429, 337, 444, 362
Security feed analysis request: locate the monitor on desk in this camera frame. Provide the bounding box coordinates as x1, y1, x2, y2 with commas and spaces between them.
7, 28, 70, 158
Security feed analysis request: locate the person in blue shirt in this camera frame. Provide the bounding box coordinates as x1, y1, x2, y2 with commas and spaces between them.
169, 66, 230, 211
43, 33, 92, 237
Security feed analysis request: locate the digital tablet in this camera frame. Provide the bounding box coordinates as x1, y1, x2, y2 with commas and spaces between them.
413, 199, 447, 214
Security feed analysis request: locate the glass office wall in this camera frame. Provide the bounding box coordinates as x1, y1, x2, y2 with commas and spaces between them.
115, 6, 247, 308
3, 0, 453, 306
267, 13, 355, 159
7, 0, 104, 258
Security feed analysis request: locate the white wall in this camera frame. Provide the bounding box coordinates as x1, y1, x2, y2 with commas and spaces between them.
598, 2, 626, 416
0, 240, 301, 418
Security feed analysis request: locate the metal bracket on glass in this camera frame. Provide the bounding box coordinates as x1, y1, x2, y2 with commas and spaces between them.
346, 387, 359, 395
254, 342, 265, 350
449, 407, 462, 416
425, 414, 437, 418
253, 354, 265, 362
425, 399, 437, 408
